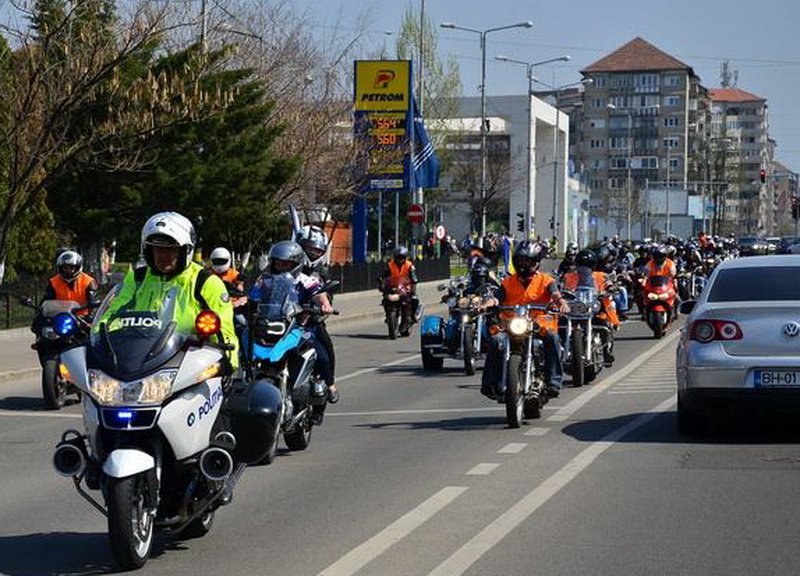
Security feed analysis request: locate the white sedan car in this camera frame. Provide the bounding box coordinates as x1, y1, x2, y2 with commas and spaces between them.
676, 255, 800, 434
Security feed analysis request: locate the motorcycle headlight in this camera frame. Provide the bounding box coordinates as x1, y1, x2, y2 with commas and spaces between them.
88, 369, 177, 406
508, 317, 529, 336
462, 314, 471, 324
592, 301, 602, 314
647, 293, 659, 301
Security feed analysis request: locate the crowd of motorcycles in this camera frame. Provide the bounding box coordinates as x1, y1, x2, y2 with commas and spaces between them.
410, 236, 740, 430
19, 225, 739, 570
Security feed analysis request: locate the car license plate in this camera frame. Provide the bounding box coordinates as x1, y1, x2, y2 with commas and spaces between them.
754, 370, 800, 387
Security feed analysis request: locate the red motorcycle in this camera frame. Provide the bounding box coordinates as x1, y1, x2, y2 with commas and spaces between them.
644, 274, 676, 338
381, 278, 416, 339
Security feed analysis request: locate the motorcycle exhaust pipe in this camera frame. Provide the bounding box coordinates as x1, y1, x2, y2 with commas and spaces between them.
53, 440, 87, 478
199, 447, 234, 482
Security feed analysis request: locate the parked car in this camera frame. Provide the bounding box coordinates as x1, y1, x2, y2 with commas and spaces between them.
676, 255, 800, 434
736, 236, 767, 256
777, 236, 799, 254
765, 237, 780, 253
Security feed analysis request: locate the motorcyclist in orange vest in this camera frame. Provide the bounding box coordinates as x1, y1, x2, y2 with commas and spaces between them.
480, 241, 570, 398
646, 244, 677, 280
562, 249, 621, 333
209, 247, 247, 307
44, 251, 99, 316
379, 246, 419, 336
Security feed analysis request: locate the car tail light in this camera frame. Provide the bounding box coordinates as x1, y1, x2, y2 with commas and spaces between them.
689, 319, 743, 343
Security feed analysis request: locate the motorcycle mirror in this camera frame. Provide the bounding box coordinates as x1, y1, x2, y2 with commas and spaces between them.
437, 284, 447, 291
678, 300, 696, 315
18, 296, 35, 308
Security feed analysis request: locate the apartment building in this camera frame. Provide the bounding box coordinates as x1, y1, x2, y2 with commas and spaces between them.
575, 37, 702, 240
706, 88, 770, 235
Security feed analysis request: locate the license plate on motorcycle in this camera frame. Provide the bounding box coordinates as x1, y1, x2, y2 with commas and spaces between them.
754, 370, 800, 388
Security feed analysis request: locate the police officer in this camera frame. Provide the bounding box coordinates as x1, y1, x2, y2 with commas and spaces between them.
102, 212, 238, 371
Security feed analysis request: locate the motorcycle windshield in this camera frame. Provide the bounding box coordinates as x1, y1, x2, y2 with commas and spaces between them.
40, 300, 81, 317
249, 273, 299, 321
575, 287, 598, 307
89, 286, 186, 378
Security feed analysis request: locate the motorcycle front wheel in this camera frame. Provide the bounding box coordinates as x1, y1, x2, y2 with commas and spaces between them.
505, 354, 524, 428
42, 357, 67, 410
463, 325, 476, 376
107, 474, 156, 570
570, 327, 585, 387
651, 312, 665, 339
386, 308, 398, 340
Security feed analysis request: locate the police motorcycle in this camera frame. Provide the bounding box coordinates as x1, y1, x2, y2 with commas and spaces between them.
558, 287, 613, 387
20, 296, 92, 409
240, 273, 336, 459
52, 286, 275, 570
485, 303, 558, 428
420, 276, 486, 375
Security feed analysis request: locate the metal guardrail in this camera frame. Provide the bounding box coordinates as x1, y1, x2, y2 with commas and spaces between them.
328, 257, 451, 294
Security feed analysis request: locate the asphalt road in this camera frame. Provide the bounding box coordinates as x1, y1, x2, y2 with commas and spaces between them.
2, 313, 800, 576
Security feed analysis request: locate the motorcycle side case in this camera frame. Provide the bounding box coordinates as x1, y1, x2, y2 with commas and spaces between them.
224, 378, 282, 464
420, 315, 444, 341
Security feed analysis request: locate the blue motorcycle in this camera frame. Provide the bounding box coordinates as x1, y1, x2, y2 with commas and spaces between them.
420, 277, 487, 375
241, 274, 330, 462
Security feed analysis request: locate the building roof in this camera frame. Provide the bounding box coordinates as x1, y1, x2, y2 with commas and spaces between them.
708, 88, 765, 103
581, 37, 693, 75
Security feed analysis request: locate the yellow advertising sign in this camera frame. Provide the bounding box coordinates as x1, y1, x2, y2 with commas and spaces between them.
354, 60, 411, 112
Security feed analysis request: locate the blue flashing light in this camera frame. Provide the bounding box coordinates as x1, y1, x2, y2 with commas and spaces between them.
117, 411, 134, 420
53, 313, 77, 337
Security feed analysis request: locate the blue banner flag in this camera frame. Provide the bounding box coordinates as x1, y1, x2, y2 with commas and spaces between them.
411, 96, 440, 189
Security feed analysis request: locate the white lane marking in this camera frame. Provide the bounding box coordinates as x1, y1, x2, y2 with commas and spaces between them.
524, 427, 550, 436
336, 354, 421, 382
546, 329, 680, 422
0, 409, 80, 419
466, 463, 501, 476
317, 486, 467, 576
608, 388, 675, 395
428, 396, 676, 576
328, 406, 556, 417
497, 443, 526, 454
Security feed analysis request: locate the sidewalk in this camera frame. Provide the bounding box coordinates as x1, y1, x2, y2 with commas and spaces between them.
0, 280, 448, 381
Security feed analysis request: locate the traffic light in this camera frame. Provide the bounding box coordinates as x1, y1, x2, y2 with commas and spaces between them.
516, 212, 524, 232
760, 169, 767, 184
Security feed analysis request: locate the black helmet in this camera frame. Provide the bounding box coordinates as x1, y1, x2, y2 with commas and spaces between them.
470, 261, 490, 286
512, 240, 543, 279
393, 245, 409, 263
652, 244, 667, 265
596, 244, 613, 266
267, 241, 305, 278
57, 250, 83, 281
575, 249, 597, 270
564, 242, 578, 261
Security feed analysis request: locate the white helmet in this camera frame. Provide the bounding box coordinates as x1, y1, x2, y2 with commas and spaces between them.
294, 225, 329, 269
141, 211, 197, 273
209, 247, 232, 274
56, 250, 83, 281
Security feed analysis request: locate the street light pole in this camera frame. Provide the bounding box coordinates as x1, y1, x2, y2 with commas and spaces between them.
532, 77, 592, 252
495, 55, 570, 239
666, 139, 671, 236
441, 20, 533, 244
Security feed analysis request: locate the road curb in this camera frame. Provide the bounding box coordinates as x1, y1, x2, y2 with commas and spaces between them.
0, 367, 40, 383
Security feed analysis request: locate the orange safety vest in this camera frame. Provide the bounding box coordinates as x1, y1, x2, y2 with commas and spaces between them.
647, 259, 676, 278
500, 272, 557, 332
388, 260, 414, 286
563, 271, 619, 327
49, 273, 95, 314
217, 268, 240, 284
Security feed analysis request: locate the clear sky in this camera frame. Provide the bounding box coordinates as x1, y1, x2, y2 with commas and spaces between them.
294, 0, 800, 171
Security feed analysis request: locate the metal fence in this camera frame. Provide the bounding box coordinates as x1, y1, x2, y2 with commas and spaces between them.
328, 257, 451, 294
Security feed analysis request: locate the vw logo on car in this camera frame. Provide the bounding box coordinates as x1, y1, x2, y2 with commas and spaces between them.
783, 321, 800, 338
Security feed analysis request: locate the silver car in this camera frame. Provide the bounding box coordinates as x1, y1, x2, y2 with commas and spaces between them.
676, 255, 800, 433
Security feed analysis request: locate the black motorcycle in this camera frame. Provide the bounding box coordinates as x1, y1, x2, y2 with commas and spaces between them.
485, 304, 558, 428
380, 278, 421, 339
21, 297, 91, 409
